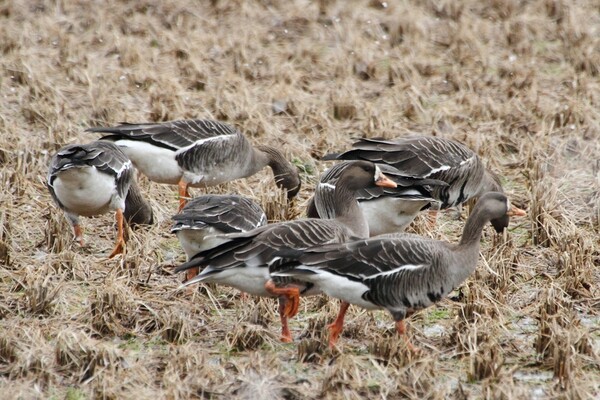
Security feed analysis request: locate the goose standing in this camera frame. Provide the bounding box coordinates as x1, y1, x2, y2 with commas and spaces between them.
325, 136, 506, 231
47, 141, 153, 258
174, 161, 397, 342
272, 192, 526, 349
306, 161, 447, 235
171, 194, 267, 281
88, 119, 301, 210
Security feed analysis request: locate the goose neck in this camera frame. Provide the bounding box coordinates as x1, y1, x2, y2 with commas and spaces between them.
458, 205, 490, 248
332, 184, 369, 238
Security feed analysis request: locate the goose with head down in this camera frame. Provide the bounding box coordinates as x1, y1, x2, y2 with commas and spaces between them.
325, 136, 507, 232
174, 161, 397, 342
272, 192, 526, 350
47, 141, 153, 258
306, 161, 448, 236
88, 119, 301, 210
171, 194, 267, 281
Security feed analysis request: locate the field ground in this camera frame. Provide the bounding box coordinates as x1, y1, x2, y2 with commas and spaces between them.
0, 0, 599, 398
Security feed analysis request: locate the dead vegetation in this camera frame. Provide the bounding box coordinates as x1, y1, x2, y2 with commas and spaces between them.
0, 0, 599, 398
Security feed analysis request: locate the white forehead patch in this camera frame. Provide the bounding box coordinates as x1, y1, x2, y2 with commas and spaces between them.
374, 165, 382, 182
506, 198, 511, 210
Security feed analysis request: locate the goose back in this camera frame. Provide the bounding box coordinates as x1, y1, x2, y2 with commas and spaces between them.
89, 119, 301, 196
327, 136, 503, 209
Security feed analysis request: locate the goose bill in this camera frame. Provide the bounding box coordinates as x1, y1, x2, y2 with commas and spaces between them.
507, 205, 526, 217
374, 172, 397, 188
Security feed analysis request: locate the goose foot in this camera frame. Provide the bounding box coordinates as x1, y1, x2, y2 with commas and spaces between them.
395, 320, 420, 354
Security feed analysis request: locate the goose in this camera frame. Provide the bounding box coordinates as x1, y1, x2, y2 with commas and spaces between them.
174, 161, 398, 342
88, 119, 301, 210
171, 194, 267, 281
306, 161, 448, 236
325, 136, 506, 231
272, 192, 526, 349
47, 141, 154, 258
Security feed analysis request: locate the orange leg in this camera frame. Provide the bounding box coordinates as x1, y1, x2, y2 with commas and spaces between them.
427, 209, 438, 230
73, 223, 84, 246
178, 180, 191, 211
185, 267, 200, 282
327, 301, 350, 348
264, 280, 301, 318
278, 297, 293, 343
109, 208, 126, 258
395, 320, 418, 353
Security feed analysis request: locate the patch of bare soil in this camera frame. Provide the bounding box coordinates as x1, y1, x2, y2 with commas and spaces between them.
0, 0, 598, 398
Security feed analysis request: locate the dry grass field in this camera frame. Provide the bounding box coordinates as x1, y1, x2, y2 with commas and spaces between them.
1, 0, 599, 398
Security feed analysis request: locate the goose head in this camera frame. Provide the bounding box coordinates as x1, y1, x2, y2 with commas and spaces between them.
337, 161, 398, 191
275, 164, 301, 199
255, 145, 302, 199
475, 191, 526, 225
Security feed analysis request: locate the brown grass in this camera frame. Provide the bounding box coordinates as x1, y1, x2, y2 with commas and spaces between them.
1, 0, 599, 398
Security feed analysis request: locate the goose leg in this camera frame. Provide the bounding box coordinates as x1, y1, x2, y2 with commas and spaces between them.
264, 280, 300, 318
278, 297, 293, 343
178, 180, 191, 211
185, 267, 200, 282
427, 209, 438, 230
327, 301, 350, 348
395, 320, 418, 353
108, 208, 126, 258
73, 223, 84, 246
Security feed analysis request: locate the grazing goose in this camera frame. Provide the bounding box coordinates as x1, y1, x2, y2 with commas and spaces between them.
306, 161, 448, 235
171, 194, 267, 281
174, 161, 397, 342
88, 119, 301, 209
47, 141, 154, 258
272, 192, 526, 349
325, 136, 506, 230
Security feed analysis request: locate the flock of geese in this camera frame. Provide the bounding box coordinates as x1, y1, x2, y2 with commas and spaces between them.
47, 118, 525, 350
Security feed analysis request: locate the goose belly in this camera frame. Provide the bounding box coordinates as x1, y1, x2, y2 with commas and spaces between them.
359, 197, 430, 236
203, 265, 271, 297
53, 167, 117, 216
113, 140, 182, 184
175, 227, 226, 260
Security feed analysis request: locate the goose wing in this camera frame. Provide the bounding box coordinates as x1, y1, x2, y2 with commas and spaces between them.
89, 119, 241, 151
274, 236, 451, 311
327, 136, 477, 179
